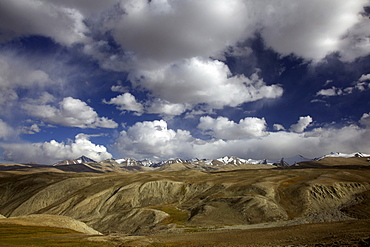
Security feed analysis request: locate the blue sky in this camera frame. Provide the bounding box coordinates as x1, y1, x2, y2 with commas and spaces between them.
0, 0, 370, 164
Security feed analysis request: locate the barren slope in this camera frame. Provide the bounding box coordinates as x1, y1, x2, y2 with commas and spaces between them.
0, 161, 370, 237
0, 214, 101, 235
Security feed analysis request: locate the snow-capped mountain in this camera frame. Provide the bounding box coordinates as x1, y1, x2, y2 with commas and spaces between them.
52, 152, 370, 169
203, 156, 266, 166
315, 152, 370, 160
137, 159, 155, 167
150, 158, 191, 167
53, 156, 96, 166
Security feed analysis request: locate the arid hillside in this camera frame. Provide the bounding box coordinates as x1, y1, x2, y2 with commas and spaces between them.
0, 157, 370, 246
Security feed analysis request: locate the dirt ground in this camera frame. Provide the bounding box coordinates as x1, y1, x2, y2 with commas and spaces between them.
143, 219, 370, 246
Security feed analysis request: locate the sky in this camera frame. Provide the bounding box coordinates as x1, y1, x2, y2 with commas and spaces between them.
0, 0, 370, 165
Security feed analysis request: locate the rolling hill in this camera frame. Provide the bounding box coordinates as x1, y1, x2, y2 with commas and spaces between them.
0, 154, 370, 246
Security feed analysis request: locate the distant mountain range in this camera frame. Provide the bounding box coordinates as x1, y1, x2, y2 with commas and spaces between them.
52, 152, 370, 169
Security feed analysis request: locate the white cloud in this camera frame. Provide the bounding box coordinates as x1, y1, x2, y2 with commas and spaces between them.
21, 123, 41, 135
338, 14, 370, 62
260, 0, 369, 61
353, 81, 370, 92
105, 91, 189, 116
114, 120, 194, 160
4, 0, 365, 73
0, 55, 54, 107
111, 0, 370, 64
146, 99, 189, 116
0, 52, 76, 118
113, 117, 370, 161
1, 133, 112, 164
0, 119, 15, 140
273, 124, 285, 131
359, 74, 370, 82
360, 113, 370, 127
111, 85, 129, 93
289, 116, 313, 133
198, 116, 268, 140
46, 0, 117, 16
316, 86, 343, 97
103, 93, 144, 114
315, 74, 370, 98
114, 0, 251, 64
23, 97, 118, 129
193, 124, 370, 160
0, 0, 90, 46
128, 58, 283, 110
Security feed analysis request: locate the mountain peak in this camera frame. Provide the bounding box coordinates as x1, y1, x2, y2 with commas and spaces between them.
316, 152, 370, 160
53, 155, 96, 166
77, 156, 96, 163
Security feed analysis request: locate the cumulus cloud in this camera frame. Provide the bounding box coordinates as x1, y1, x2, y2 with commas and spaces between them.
0, 119, 15, 140
316, 86, 343, 97
21, 123, 41, 135
4, 0, 367, 69
198, 116, 268, 140
315, 74, 370, 98
23, 97, 118, 129
128, 58, 283, 110
145, 99, 189, 116
359, 74, 370, 82
192, 124, 370, 160
111, 85, 129, 93
114, 0, 251, 64
273, 124, 285, 131
106, 0, 370, 64
114, 120, 194, 160
360, 113, 370, 127
1, 133, 112, 164
260, 0, 369, 61
105, 91, 189, 116
337, 13, 370, 62
289, 116, 313, 133
0, 54, 54, 108
103, 93, 144, 114
0, 0, 90, 46
114, 116, 370, 161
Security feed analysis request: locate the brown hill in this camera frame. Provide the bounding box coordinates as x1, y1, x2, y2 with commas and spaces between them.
1, 165, 370, 237
0, 214, 101, 235
298, 156, 370, 168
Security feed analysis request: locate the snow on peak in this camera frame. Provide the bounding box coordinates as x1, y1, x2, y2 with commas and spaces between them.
316, 152, 370, 160
53, 155, 96, 166
76, 156, 96, 163
137, 159, 154, 167
204, 156, 266, 166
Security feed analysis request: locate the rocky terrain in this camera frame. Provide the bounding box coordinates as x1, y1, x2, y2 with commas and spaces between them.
0, 155, 370, 246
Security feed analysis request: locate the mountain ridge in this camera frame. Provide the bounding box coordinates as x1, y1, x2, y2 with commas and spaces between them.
21, 151, 370, 168
1, 152, 369, 174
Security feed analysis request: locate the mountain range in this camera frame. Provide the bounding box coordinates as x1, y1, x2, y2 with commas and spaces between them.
42, 152, 370, 174
54, 151, 370, 167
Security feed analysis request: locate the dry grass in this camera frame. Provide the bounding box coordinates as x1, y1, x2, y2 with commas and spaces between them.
148, 219, 370, 246
0, 224, 115, 246
150, 205, 189, 225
